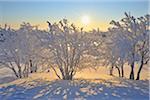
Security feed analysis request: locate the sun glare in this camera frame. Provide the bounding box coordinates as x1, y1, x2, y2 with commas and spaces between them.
81, 15, 90, 25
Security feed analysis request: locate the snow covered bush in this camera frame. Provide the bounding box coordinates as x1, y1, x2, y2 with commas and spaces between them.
38, 19, 100, 80
0, 13, 148, 80
0, 23, 42, 78
109, 12, 149, 80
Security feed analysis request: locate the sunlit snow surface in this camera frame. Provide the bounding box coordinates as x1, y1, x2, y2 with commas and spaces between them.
0, 67, 149, 100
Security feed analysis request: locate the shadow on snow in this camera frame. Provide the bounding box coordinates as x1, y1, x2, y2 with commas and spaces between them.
0, 78, 149, 100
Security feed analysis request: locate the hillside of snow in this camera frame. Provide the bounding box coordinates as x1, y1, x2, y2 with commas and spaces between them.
0, 67, 149, 100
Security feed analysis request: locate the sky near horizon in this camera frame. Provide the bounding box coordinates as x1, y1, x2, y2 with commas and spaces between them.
0, 0, 149, 31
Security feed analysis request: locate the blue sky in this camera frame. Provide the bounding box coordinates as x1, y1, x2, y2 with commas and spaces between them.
0, 0, 149, 31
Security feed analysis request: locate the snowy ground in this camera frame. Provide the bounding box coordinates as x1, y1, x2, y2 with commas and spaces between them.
0, 66, 149, 100
0, 67, 16, 84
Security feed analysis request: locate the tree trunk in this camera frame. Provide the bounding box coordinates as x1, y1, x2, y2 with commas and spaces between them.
69, 75, 73, 80
51, 65, 61, 79
62, 72, 73, 80
110, 65, 114, 76
11, 67, 19, 78
35, 65, 37, 72
121, 63, 124, 77
129, 62, 134, 80
29, 59, 33, 73
23, 65, 27, 77
136, 58, 144, 80
18, 66, 22, 78
69, 70, 74, 80
115, 66, 121, 77
23, 63, 29, 78
62, 74, 73, 80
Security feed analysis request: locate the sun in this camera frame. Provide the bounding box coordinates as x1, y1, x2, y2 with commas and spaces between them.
81, 15, 90, 25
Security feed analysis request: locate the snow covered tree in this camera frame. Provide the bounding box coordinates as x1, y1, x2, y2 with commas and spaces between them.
38, 19, 98, 80
106, 25, 131, 77
109, 12, 149, 80
17, 22, 42, 74
0, 23, 42, 78
100, 33, 124, 77
135, 15, 149, 80
0, 26, 23, 78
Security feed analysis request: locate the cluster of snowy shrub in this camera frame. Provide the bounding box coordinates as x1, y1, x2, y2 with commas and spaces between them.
0, 13, 149, 80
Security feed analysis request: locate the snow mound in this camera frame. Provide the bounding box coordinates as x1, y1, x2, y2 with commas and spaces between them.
0, 72, 149, 100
